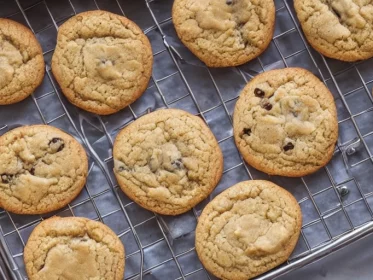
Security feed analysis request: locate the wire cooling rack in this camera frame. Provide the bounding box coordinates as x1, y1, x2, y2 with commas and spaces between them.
1, 0, 373, 279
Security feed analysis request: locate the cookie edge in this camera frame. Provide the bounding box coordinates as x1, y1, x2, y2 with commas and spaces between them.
51, 10, 153, 115
171, 0, 276, 67
0, 124, 89, 215
293, 0, 373, 62
0, 18, 45, 105
113, 108, 224, 215
195, 180, 302, 280
233, 67, 338, 177
23, 216, 125, 280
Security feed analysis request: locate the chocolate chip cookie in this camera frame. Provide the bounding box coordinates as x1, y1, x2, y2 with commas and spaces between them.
0, 125, 88, 214
52, 10, 153, 115
172, 0, 275, 67
0, 18, 45, 105
233, 68, 338, 177
113, 109, 223, 215
294, 0, 373, 61
24, 217, 125, 280
196, 180, 302, 280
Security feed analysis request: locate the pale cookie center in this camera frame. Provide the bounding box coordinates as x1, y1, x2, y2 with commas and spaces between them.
180, 0, 267, 49
82, 39, 142, 83
115, 142, 190, 201
0, 136, 69, 205
37, 237, 100, 280
226, 214, 290, 257
241, 82, 328, 154
309, 0, 371, 46
0, 40, 23, 89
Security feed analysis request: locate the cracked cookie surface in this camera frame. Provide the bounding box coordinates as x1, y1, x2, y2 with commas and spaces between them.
233, 68, 338, 177
113, 109, 223, 215
295, 0, 373, 61
24, 217, 125, 280
196, 180, 302, 280
0, 125, 88, 214
0, 18, 45, 105
52, 10, 153, 115
172, 0, 275, 67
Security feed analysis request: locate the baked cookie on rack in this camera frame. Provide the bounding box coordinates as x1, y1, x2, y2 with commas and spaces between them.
52, 10, 153, 115
196, 180, 302, 280
233, 68, 338, 177
24, 217, 125, 280
172, 0, 275, 67
294, 0, 373, 61
0, 125, 88, 214
0, 18, 45, 105
113, 109, 223, 215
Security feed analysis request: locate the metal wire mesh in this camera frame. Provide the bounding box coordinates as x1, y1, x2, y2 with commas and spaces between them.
1, 0, 373, 279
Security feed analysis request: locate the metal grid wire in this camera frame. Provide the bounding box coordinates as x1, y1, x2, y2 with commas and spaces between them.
1, 0, 373, 279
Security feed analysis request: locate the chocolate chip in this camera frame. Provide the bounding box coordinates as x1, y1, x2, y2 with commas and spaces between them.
49, 138, 65, 152
118, 166, 127, 172
254, 88, 265, 98
226, 0, 233, 5
30, 167, 35, 175
172, 159, 183, 169
262, 102, 273, 111
331, 7, 341, 19
242, 128, 251, 136
283, 142, 294, 151
1, 174, 13, 184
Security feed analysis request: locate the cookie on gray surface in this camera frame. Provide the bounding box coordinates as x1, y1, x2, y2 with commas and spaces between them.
0, 125, 88, 214
172, 0, 275, 67
0, 18, 45, 105
196, 180, 302, 280
233, 68, 338, 177
24, 217, 125, 280
52, 10, 153, 115
113, 109, 223, 215
294, 0, 373, 61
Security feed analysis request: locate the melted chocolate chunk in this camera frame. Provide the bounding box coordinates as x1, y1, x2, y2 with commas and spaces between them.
254, 88, 265, 98
118, 166, 127, 172
30, 167, 35, 175
283, 142, 294, 151
1, 174, 13, 184
49, 138, 65, 152
172, 159, 183, 169
262, 102, 273, 111
331, 7, 341, 19
226, 0, 233, 5
242, 128, 251, 136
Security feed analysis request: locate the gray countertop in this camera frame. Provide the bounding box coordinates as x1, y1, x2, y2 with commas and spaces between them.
278, 233, 373, 280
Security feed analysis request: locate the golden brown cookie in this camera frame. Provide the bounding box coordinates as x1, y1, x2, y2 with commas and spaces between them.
294, 0, 373, 61
113, 109, 223, 215
24, 217, 125, 280
0, 18, 45, 105
233, 68, 338, 177
0, 125, 88, 214
172, 0, 275, 67
196, 180, 302, 280
52, 10, 153, 115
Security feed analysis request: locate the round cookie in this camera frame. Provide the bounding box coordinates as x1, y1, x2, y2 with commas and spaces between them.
51, 11, 153, 115
172, 0, 275, 67
294, 0, 373, 62
0, 125, 88, 214
24, 217, 125, 280
196, 180, 302, 280
113, 109, 223, 215
0, 18, 45, 105
233, 68, 338, 177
